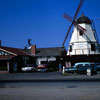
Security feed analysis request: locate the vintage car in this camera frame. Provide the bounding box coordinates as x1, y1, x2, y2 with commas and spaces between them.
21, 64, 37, 72
37, 64, 48, 72
65, 62, 100, 74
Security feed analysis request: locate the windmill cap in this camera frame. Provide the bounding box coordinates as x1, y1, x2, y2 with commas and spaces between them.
76, 13, 91, 24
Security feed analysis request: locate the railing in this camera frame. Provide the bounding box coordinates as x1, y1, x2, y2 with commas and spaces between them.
68, 48, 100, 55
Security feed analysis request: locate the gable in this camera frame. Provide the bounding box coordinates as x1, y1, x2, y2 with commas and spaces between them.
0, 48, 17, 56
0, 46, 30, 56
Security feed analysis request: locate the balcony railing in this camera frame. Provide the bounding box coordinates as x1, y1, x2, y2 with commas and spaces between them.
68, 48, 100, 55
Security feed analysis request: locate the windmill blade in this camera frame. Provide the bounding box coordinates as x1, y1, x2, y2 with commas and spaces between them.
62, 0, 84, 46
63, 13, 86, 32
63, 13, 86, 33
74, 0, 84, 19
84, 33, 92, 42
63, 13, 73, 22
62, 23, 73, 46
74, 23, 86, 32
77, 24, 86, 32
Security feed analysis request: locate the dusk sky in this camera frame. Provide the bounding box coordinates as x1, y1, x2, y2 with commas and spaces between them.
0, 0, 100, 49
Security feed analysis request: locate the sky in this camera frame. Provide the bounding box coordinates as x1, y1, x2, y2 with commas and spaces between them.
0, 0, 100, 49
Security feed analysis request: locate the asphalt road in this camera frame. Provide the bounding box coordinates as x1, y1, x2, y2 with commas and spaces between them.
0, 81, 100, 100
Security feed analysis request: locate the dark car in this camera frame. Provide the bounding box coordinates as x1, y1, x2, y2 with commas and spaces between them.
65, 62, 100, 74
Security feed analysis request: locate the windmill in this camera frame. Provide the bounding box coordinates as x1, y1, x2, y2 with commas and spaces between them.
62, 0, 100, 55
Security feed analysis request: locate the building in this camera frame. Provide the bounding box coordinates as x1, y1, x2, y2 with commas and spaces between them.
0, 46, 32, 73
23, 45, 66, 70
62, 14, 100, 65
0, 44, 66, 73
67, 14, 100, 55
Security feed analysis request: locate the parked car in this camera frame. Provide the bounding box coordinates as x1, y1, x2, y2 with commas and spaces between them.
21, 64, 37, 72
65, 62, 100, 74
37, 64, 48, 72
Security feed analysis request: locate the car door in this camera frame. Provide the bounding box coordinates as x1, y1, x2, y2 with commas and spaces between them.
78, 64, 91, 74
76, 64, 83, 74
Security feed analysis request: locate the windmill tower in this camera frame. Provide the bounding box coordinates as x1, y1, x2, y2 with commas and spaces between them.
62, 0, 100, 56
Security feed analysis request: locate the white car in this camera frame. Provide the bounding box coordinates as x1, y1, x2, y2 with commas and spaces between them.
21, 64, 37, 72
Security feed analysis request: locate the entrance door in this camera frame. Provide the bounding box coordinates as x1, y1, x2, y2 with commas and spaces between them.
0, 60, 7, 71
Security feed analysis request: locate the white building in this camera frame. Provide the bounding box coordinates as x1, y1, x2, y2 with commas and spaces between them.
24, 45, 66, 65
67, 14, 100, 55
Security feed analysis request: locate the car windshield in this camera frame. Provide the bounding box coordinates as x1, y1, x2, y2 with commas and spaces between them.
72, 64, 78, 68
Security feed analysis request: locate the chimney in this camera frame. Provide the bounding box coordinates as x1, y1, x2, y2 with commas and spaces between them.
31, 45, 36, 55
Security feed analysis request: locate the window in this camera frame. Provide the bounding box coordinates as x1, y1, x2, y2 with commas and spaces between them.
76, 64, 83, 68
91, 44, 95, 51
69, 45, 72, 52
96, 63, 100, 66
0, 50, 9, 55
90, 64, 95, 66
85, 64, 90, 67
79, 30, 83, 36
41, 61, 48, 64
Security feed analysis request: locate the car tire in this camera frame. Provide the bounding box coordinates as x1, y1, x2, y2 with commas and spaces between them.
73, 72, 77, 75
96, 71, 100, 75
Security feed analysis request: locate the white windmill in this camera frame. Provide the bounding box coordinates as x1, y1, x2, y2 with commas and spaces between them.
62, 0, 100, 56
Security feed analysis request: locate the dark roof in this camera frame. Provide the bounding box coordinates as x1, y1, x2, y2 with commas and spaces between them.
76, 13, 91, 24
0, 46, 30, 56
35, 47, 66, 57
22, 49, 31, 54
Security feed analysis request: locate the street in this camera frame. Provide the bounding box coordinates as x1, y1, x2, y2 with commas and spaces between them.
0, 81, 100, 100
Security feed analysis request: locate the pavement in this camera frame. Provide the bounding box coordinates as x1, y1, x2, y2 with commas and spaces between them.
0, 71, 100, 82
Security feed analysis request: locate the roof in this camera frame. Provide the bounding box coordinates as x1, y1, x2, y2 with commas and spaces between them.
0, 46, 30, 56
35, 47, 66, 57
76, 13, 91, 24
22, 49, 31, 54
22, 46, 67, 57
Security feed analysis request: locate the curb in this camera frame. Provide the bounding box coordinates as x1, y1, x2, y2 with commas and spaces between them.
1, 78, 100, 83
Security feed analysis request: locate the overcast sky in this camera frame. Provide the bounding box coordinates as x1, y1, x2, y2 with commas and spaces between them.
0, 0, 100, 49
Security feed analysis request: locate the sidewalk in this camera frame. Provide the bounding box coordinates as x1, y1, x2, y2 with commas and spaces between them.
0, 71, 100, 82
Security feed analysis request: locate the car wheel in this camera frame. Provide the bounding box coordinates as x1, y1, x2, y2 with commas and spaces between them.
73, 72, 77, 75
96, 71, 100, 75
31, 68, 35, 72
